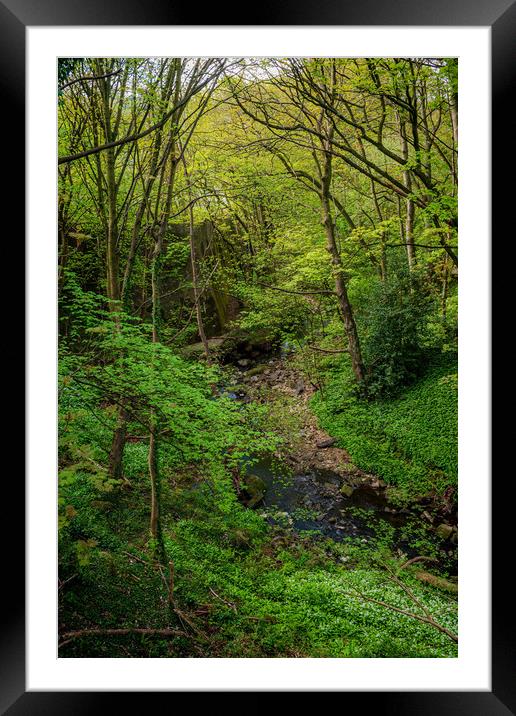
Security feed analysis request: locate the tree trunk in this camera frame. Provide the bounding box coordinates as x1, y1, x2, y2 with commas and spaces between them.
147, 145, 178, 542
58, 226, 68, 290
319, 133, 365, 384
108, 407, 128, 483
97, 64, 128, 483
441, 255, 449, 319
183, 154, 211, 362
147, 426, 160, 540
399, 124, 416, 270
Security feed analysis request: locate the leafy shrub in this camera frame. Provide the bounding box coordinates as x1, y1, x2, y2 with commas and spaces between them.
353, 266, 433, 398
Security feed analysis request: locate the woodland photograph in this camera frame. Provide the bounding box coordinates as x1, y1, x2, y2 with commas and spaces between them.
57, 56, 459, 658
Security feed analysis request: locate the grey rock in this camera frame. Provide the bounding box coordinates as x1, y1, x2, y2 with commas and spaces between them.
294, 381, 305, 395
316, 437, 337, 449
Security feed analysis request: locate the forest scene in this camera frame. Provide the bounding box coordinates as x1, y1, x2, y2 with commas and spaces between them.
57, 56, 459, 658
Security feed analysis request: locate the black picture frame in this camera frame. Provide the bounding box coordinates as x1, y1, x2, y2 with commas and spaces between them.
5, 0, 504, 711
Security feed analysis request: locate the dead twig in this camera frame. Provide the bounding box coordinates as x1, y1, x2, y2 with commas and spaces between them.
168, 561, 175, 607
306, 343, 350, 354
209, 586, 237, 612
346, 586, 457, 643
58, 574, 77, 591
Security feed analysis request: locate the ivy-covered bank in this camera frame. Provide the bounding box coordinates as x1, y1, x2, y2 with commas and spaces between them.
312, 354, 458, 500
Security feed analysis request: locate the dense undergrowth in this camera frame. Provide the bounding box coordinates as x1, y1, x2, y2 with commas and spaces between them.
58, 278, 458, 659
312, 353, 458, 500
59, 463, 458, 658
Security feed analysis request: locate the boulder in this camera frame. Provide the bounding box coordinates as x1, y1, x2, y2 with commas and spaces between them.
294, 380, 305, 395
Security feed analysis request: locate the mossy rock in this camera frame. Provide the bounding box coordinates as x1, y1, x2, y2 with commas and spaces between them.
243, 474, 267, 508
435, 523, 454, 540
227, 528, 253, 548
245, 364, 268, 378
340, 484, 354, 498
180, 337, 226, 359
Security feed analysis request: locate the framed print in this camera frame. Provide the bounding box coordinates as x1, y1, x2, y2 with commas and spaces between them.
4, 0, 506, 710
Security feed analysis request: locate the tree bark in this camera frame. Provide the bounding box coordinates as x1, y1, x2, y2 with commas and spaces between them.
399, 119, 416, 270
108, 407, 128, 483
319, 128, 365, 384
147, 426, 160, 540
183, 154, 211, 362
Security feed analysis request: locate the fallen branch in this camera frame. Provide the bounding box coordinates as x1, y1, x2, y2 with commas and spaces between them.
256, 282, 334, 297
121, 550, 157, 567
346, 588, 457, 643
306, 343, 350, 354
168, 561, 175, 606
60, 69, 122, 91
399, 556, 439, 571
414, 570, 458, 594
344, 560, 458, 644
173, 607, 208, 640
59, 627, 187, 648
58, 574, 77, 591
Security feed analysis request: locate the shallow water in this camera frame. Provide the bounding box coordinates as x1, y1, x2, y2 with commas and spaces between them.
246, 457, 457, 574
216, 358, 456, 574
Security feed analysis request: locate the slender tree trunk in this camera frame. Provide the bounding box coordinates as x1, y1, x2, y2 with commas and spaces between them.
147, 424, 160, 541
370, 178, 387, 281
405, 186, 416, 270
147, 229, 163, 541
189, 214, 211, 362
319, 132, 365, 384
105, 146, 120, 304
399, 127, 416, 270
450, 104, 458, 148
441, 255, 449, 320
182, 154, 211, 362
108, 408, 128, 483
147, 144, 178, 542
97, 65, 121, 307
97, 64, 128, 483
58, 226, 68, 290
380, 233, 387, 282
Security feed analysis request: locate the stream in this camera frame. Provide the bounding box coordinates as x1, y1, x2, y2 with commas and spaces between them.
245, 457, 457, 574
217, 343, 458, 576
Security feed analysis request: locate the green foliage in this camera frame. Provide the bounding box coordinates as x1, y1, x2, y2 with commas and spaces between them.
352, 266, 434, 398
58, 56, 459, 660
60, 468, 457, 658
59, 275, 279, 475
312, 354, 458, 498
233, 281, 310, 344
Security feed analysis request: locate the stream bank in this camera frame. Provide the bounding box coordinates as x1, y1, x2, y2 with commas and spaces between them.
216, 346, 458, 577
